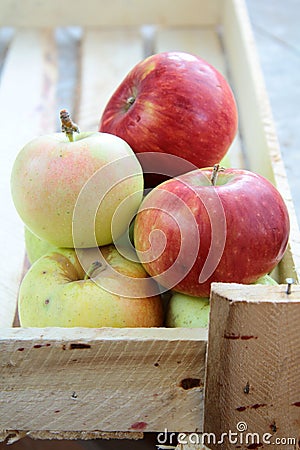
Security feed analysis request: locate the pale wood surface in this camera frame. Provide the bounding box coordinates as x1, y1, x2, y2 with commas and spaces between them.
0, 30, 58, 327
204, 282, 300, 449
222, 0, 300, 283
0, 0, 221, 27
0, 327, 207, 436
77, 29, 143, 130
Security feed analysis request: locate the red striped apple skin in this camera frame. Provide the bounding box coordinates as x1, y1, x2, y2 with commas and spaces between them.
99, 51, 238, 186
133, 168, 290, 297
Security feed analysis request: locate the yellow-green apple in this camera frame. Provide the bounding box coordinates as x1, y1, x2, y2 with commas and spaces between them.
99, 51, 238, 187
18, 245, 164, 327
165, 274, 278, 328
254, 274, 278, 285
11, 127, 144, 248
24, 227, 59, 264
166, 293, 210, 328
133, 167, 289, 297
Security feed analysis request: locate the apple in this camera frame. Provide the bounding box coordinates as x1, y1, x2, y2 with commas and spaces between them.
11, 117, 144, 248
165, 274, 278, 328
166, 293, 210, 328
18, 245, 164, 327
253, 274, 278, 285
99, 51, 238, 187
133, 167, 290, 297
24, 227, 59, 265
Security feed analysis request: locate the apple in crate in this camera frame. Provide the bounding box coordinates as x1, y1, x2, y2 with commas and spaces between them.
11, 111, 144, 248
165, 274, 278, 328
99, 51, 238, 185
133, 167, 290, 297
18, 245, 164, 327
166, 293, 210, 328
24, 227, 59, 265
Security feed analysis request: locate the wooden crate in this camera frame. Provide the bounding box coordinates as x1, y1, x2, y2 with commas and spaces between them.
0, 0, 300, 448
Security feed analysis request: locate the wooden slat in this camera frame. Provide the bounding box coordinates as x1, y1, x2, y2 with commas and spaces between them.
222, 0, 300, 282
0, 327, 207, 434
0, 0, 221, 28
0, 30, 58, 327
204, 282, 300, 449
77, 29, 144, 130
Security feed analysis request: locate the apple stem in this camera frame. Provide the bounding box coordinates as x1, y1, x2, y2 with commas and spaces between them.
210, 164, 225, 186
60, 109, 80, 142
84, 261, 103, 280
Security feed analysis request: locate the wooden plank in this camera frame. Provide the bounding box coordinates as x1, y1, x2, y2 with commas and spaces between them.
204, 282, 300, 449
0, 327, 207, 434
0, 30, 58, 327
0, 0, 221, 28
0, 430, 144, 444
77, 29, 144, 130
222, 0, 300, 282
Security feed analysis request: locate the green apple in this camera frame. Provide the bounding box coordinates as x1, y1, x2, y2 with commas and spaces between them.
18, 245, 164, 328
165, 292, 210, 328
11, 127, 144, 248
254, 274, 278, 285
24, 227, 59, 264
165, 274, 278, 328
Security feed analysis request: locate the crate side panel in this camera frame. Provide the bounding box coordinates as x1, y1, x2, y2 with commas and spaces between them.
0, 30, 58, 327
77, 29, 144, 130
222, 0, 300, 281
204, 283, 300, 449
0, 327, 207, 433
0, 0, 222, 27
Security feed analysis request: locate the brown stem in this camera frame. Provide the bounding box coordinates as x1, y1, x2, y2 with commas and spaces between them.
210, 164, 226, 186
60, 109, 80, 142
84, 261, 103, 280
210, 164, 220, 186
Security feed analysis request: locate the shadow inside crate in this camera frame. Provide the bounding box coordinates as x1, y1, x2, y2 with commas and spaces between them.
0, 433, 159, 449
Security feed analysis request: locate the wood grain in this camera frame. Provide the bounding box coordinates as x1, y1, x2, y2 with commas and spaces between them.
0, 0, 221, 27
0, 30, 58, 327
76, 29, 143, 130
0, 327, 207, 436
223, 0, 300, 283
204, 283, 300, 449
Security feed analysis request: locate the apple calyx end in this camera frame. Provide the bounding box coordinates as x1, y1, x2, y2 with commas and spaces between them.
125, 96, 136, 112
60, 109, 80, 142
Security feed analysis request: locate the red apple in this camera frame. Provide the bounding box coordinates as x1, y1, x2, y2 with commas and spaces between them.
133, 167, 290, 297
99, 51, 238, 187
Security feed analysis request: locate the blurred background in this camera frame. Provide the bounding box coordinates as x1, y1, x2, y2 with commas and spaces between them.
246, 0, 300, 225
